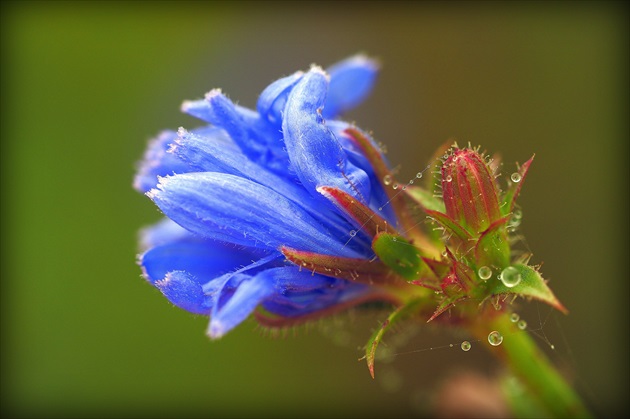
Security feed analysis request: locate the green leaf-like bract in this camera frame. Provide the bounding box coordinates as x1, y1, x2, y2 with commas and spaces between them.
372, 233, 422, 280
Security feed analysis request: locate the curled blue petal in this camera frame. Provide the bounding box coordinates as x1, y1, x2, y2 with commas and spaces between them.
261, 267, 369, 318
139, 218, 191, 252
282, 68, 371, 204
148, 172, 361, 257
256, 71, 303, 124
133, 130, 191, 193
208, 275, 275, 338
323, 54, 379, 119
154, 271, 212, 315
140, 238, 266, 285
204, 90, 267, 158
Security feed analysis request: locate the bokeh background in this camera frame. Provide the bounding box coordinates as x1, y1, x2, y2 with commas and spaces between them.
2, 1, 628, 417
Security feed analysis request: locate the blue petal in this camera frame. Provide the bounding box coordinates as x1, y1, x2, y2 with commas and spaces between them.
282, 68, 371, 204
256, 71, 303, 124
205, 90, 268, 159
172, 128, 366, 247
148, 172, 361, 257
261, 268, 369, 318
171, 127, 243, 174
323, 54, 379, 119
208, 275, 276, 338
133, 130, 192, 193
154, 271, 211, 315
140, 238, 266, 285
139, 218, 192, 252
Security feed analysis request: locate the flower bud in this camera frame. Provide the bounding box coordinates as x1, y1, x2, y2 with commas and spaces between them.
442, 149, 501, 234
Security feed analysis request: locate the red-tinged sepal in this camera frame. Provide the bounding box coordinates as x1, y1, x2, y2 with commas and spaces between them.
424, 209, 472, 243
428, 294, 469, 322
485, 263, 568, 314
501, 155, 534, 217
372, 232, 424, 281
281, 246, 401, 285
441, 272, 464, 297
362, 297, 426, 378
318, 186, 395, 238
409, 257, 449, 291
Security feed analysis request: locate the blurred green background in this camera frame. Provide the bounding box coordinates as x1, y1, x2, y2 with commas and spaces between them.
1, 1, 628, 417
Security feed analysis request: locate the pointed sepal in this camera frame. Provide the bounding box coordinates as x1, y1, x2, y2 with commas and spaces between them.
405, 186, 446, 213
501, 155, 534, 216
318, 186, 395, 238
424, 209, 472, 242
362, 298, 425, 378
281, 246, 400, 285
427, 294, 469, 322
485, 263, 567, 314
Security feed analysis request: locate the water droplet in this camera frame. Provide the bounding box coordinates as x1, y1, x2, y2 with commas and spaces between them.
441, 250, 448, 257
492, 299, 502, 311
510, 313, 520, 323
445, 175, 453, 182
461, 341, 471, 351
478, 266, 492, 281
378, 207, 383, 211
416, 172, 423, 179
383, 175, 392, 185
517, 320, 527, 330
488, 331, 503, 346
408, 179, 414, 185
499, 266, 522, 288
512, 208, 523, 219
349, 230, 357, 237
511, 172, 522, 183
402, 185, 407, 190
392, 183, 399, 190
449, 344, 453, 348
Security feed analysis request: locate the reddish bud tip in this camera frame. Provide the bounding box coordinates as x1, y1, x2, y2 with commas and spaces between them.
442, 149, 501, 235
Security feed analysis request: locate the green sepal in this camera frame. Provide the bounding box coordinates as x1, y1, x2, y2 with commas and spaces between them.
372, 232, 423, 281
405, 186, 446, 213
362, 298, 425, 378
475, 215, 511, 269
486, 263, 567, 314
500, 155, 534, 217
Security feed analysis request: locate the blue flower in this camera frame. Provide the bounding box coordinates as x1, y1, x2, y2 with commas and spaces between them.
135, 55, 409, 338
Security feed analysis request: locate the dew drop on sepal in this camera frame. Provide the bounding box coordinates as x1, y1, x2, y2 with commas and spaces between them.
499, 266, 522, 288
478, 266, 492, 281
488, 331, 503, 346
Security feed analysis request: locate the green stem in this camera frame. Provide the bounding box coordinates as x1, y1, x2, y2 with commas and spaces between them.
473, 312, 592, 418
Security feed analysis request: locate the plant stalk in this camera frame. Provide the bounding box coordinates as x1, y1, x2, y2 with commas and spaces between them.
472, 312, 592, 418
